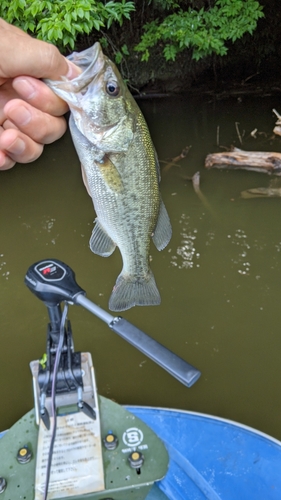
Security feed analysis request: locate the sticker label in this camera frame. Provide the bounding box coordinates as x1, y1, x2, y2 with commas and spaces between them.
122, 427, 144, 447
121, 427, 149, 453
35, 412, 104, 499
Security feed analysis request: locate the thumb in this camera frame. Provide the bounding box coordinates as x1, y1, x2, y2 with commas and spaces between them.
0, 19, 81, 80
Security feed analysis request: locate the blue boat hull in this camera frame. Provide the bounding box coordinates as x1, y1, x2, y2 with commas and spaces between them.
126, 406, 281, 500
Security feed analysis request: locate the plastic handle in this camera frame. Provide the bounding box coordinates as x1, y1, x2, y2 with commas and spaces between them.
75, 295, 201, 388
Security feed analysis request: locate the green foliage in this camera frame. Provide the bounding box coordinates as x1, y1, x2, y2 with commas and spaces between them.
99, 35, 130, 65
135, 0, 264, 62
0, 0, 135, 51
115, 43, 130, 64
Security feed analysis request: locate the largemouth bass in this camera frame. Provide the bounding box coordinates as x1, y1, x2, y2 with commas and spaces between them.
45, 43, 172, 311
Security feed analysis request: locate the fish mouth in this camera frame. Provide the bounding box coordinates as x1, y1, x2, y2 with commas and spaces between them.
44, 43, 105, 95
66, 43, 105, 93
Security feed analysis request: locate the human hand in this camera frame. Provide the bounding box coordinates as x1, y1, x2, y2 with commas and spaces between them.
0, 19, 80, 170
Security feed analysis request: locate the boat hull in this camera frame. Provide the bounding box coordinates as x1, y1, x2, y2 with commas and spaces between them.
127, 406, 281, 500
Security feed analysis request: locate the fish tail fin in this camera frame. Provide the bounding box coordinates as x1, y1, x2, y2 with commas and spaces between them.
108, 270, 161, 312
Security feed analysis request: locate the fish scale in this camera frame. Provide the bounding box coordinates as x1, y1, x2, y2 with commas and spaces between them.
45, 42, 172, 311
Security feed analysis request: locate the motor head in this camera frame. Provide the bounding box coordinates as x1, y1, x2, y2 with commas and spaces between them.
24, 259, 85, 307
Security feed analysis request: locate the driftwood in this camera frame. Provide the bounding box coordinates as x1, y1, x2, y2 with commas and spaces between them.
273, 109, 281, 137
273, 126, 281, 137
241, 186, 281, 198
205, 147, 281, 174
240, 177, 281, 199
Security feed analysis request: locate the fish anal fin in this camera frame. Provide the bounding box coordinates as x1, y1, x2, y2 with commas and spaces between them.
90, 219, 116, 257
96, 155, 123, 193
152, 199, 172, 251
108, 271, 161, 312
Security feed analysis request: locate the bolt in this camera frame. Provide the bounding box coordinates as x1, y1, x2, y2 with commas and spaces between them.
0, 477, 7, 494
17, 446, 32, 464
103, 433, 118, 450
128, 451, 144, 469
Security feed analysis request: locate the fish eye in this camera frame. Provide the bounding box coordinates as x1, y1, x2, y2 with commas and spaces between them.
106, 81, 120, 97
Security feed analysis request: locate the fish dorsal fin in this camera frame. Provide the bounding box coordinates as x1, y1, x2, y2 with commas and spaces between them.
152, 198, 172, 251
90, 219, 116, 256
96, 155, 124, 193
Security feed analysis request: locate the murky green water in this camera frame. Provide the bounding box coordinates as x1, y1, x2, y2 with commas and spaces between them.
1, 94, 281, 439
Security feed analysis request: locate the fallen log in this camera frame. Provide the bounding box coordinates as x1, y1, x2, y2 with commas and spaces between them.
205, 147, 281, 174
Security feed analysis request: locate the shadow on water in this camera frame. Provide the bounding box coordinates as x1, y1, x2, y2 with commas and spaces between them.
1, 94, 281, 439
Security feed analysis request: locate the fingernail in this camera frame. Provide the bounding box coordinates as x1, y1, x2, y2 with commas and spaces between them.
13, 78, 36, 100
65, 60, 82, 80
8, 137, 25, 155
11, 106, 31, 126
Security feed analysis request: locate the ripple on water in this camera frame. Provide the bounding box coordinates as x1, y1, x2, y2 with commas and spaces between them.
170, 214, 200, 269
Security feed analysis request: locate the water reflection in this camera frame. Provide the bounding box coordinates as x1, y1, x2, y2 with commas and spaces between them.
170, 214, 200, 269
0, 254, 9, 280
228, 229, 251, 275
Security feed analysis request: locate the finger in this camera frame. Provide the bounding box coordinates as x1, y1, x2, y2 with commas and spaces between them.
0, 80, 18, 122
4, 99, 67, 144
0, 127, 17, 170
3, 119, 18, 130
12, 77, 69, 116
0, 149, 15, 170
0, 128, 43, 165
0, 19, 69, 80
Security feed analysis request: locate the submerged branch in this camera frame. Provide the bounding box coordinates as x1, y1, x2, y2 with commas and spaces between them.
161, 145, 191, 173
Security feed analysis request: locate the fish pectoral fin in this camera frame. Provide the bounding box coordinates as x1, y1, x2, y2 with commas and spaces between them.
95, 155, 124, 193
152, 198, 172, 251
81, 163, 91, 196
90, 219, 116, 256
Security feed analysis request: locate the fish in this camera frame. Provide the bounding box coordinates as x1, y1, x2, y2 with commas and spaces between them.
45, 42, 172, 312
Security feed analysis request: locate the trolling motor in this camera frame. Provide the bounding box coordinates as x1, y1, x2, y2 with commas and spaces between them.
21, 259, 201, 500
26, 261, 96, 430
25, 259, 201, 389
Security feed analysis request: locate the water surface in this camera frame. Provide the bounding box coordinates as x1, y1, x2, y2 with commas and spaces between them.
1, 94, 281, 439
